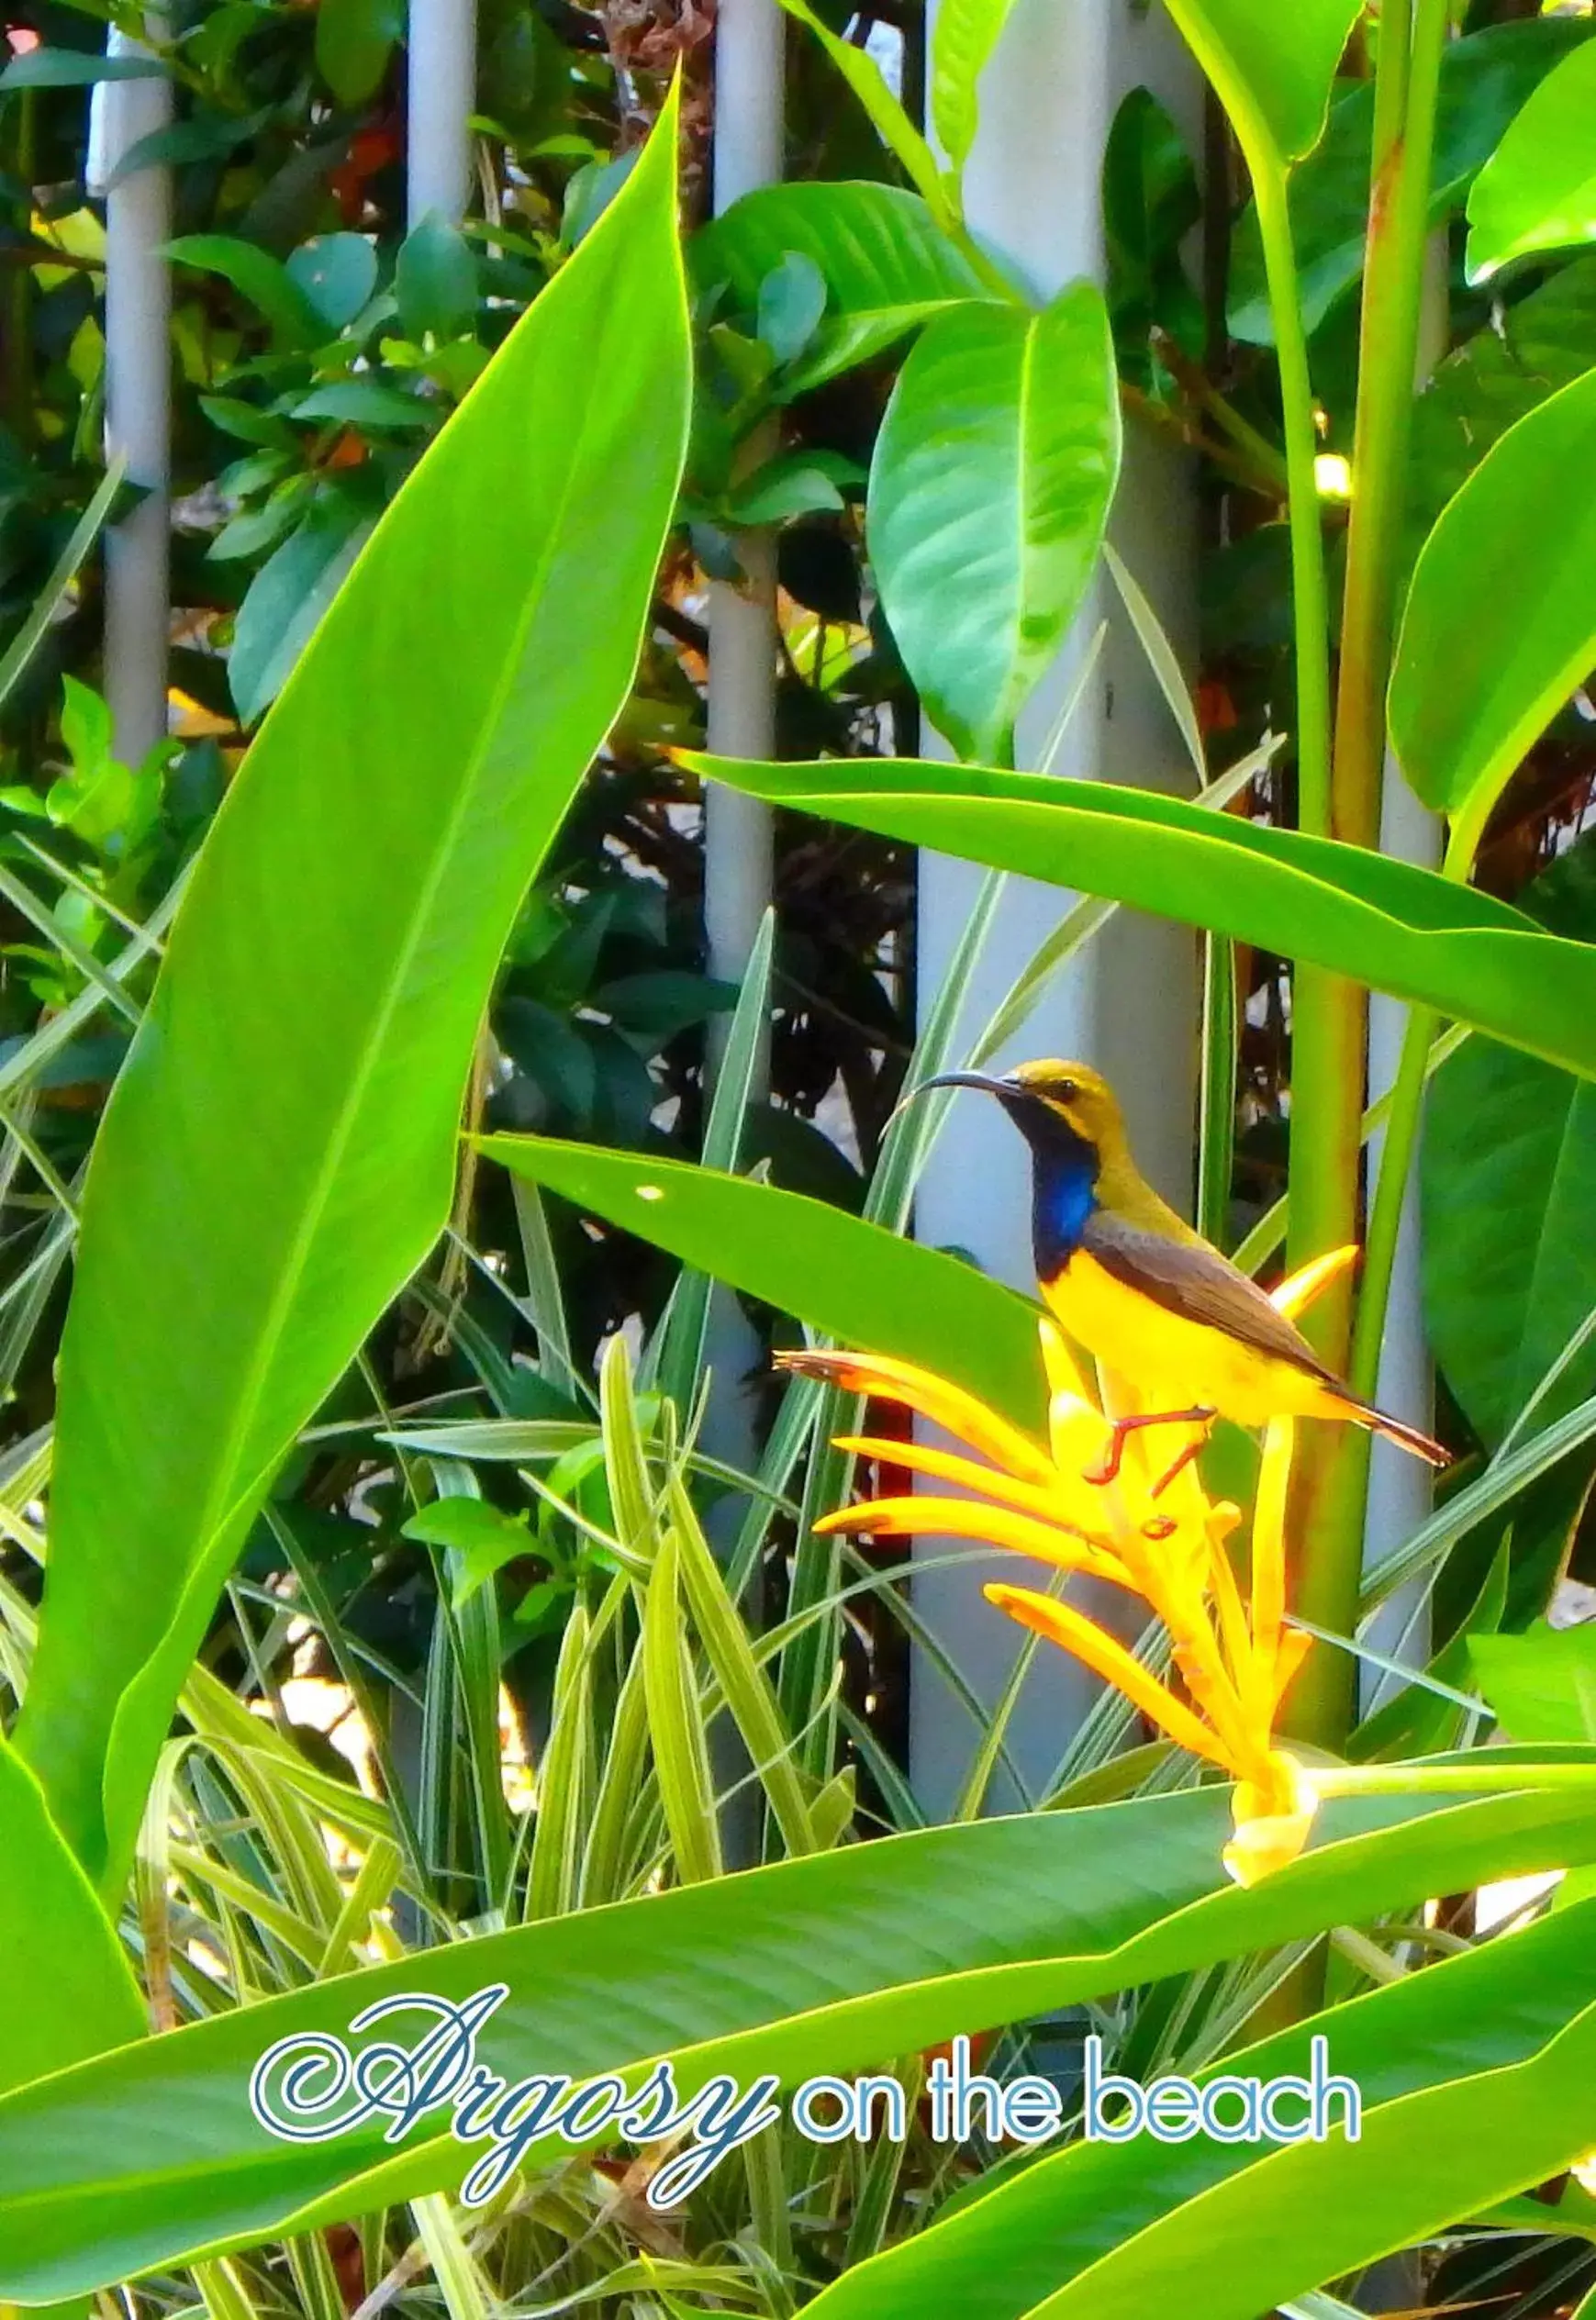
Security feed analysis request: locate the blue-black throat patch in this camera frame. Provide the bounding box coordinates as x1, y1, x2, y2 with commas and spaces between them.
1022, 1111, 1099, 1282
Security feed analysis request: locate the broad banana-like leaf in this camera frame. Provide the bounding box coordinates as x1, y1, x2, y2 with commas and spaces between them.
806, 1895, 1596, 2320
682, 753, 1596, 1082
1, 1773, 1594, 2295
1467, 39, 1596, 281
1162, 0, 1362, 167
0, 1741, 144, 2101
17, 95, 692, 1900
1390, 362, 1596, 852
475, 1136, 1048, 1430
868, 287, 1120, 764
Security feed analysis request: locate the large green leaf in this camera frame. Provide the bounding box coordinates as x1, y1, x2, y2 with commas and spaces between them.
1472, 1625, 1596, 1744
165, 233, 327, 350
681, 753, 1596, 1082
16, 100, 692, 1899
867, 287, 1119, 764
1161, 0, 1363, 167
0, 47, 167, 87
315, 0, 401, 105
1403, 251, 1596, 579
474, 1135, 1047, 1430
695, 183, 983, 314
805, 1897, 1596, 2320
1228, 20, 1593, 341
1468, 38, 1596, 283
1423, 834, 1596, 1449
3, 1776, 1595, 2294
0, 1740, 145, 2101
693, 183, 991, 396
229, 495, 374, 725
1103, 89, 1204, 382
931, 0, 1021, 172
1423, 1043, 1596, 1448
1390, 362, 1596, 839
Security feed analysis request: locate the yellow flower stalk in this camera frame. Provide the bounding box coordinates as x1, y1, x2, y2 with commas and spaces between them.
780, 1250, 1358, 1885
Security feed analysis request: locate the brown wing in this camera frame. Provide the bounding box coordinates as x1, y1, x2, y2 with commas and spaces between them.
1079, 1208, 1341, 1387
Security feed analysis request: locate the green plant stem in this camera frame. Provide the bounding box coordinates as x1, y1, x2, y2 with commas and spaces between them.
1315, 1760, 1596, 1800
1273, 6, 1447, 1758
2, 95, 37, 448
1329, 0, 1446, 853
951, 222, 1027, 305
1251, 163, 1334, 840
1345, 15, 1448, 1201
1252, 148, 1358, 1433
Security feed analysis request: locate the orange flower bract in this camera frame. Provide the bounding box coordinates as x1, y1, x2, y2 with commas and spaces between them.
780, 1251, 1360, 1884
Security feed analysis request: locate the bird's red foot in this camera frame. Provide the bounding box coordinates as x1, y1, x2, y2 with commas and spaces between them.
1084, 1406, 1218, 1495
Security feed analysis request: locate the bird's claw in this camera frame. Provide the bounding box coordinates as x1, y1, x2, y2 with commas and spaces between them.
1085, 1407, 1218, 1497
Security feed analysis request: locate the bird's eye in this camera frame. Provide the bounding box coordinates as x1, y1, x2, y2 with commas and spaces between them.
1056, 1077, 1079, 1103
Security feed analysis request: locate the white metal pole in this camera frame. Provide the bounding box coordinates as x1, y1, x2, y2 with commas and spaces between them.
910, 0, 1201, 1813
705, 0, 783, 1017
90, 23, 173, 767
703, 546, 776, 1037
700, 0, 784, 1473
407, 0, 477, 229
1361, 231, 1450, 1702
1361, 768, 1438, 1705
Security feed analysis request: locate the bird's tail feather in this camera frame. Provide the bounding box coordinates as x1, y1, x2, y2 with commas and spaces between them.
1340, 1397, 1448, 1467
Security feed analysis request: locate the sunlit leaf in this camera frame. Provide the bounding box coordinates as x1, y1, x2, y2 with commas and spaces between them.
15, 98, 692, 1898
1390, 362, 1596, 838
683, 753, 1596, 1081
805, 1898, 1596, 2320
694, 182, 991, 396
3, 1777, 1594, 2293
932, 0, 1022, 171
1471, 1626, 1596, 1745
868, 286, 1119, 763
0, 1741, 145, 2102
475, 1135, 1048, 1430
1228, 19, 1593, 341
1468, 36, 1596, 282
1161, 0, 1363, 166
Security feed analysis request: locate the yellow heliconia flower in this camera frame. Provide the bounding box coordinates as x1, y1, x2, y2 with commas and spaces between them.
780, 1249, 1359, 1884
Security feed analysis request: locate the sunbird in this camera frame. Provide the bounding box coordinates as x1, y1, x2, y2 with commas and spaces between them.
918, 1059, 1447, 1482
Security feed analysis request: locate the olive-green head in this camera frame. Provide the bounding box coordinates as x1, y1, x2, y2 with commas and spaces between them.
912, 1058, 1128, 1164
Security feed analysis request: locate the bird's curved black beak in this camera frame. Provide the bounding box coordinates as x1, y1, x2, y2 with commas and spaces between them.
918, 1071, 1016, 1101
885, 1069, 1025, 1136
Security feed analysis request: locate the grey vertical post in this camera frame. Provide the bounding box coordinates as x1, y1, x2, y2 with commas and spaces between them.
1361, 234, 1450, 1701
700, 0, 785, 1473
705, 0, 783, 1035
910, 0, 1201, 1813
92, 25, 173, 766
407, 0, 477, 229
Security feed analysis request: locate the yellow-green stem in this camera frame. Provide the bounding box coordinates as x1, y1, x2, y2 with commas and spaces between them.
1278, 6, 1450, 1756
1249, 159, 1357, 1434
1330, 0, 1446, 852
1250, 162, 1334, 838
2, 93, 38, 447
1315, 1760, 1596, 1799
